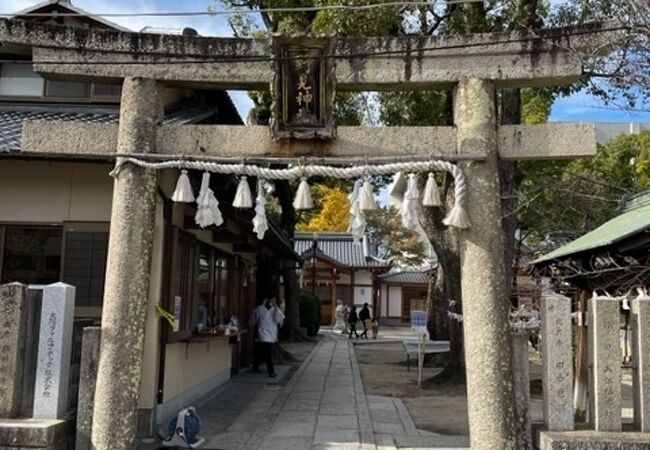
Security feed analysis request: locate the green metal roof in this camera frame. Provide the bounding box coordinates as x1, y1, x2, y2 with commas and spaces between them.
532, 190, 650, 265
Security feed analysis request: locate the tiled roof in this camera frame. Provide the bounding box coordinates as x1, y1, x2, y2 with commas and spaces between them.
11, 0, 130, 32
0, 105, 216, 153
294, 232, 390, 269
377, 271, 430, 285
532, 190, 650, 265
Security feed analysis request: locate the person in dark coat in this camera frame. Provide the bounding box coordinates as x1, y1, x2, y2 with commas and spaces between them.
358, 303, 371, 339
348, 305, 360, 339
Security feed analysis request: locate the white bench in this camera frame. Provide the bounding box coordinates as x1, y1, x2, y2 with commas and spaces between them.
402, 339, 450, 371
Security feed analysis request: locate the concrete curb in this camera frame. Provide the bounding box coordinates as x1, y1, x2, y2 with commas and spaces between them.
242, 340, 323, 450
393, 398, 418, 436
349, 340, 377, 449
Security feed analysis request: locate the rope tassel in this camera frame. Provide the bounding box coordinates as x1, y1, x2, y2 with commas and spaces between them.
293, 177, 313, 210
442, 204, 471, 229
172, 169, 195, 203
359, 178, 377, 211
422, 173, 442, 207
252, 180, 269, 240
232, 175, 253, 208
441, 164, 470, 229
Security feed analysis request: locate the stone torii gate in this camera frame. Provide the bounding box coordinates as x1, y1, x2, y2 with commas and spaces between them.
0, 18, 610, 450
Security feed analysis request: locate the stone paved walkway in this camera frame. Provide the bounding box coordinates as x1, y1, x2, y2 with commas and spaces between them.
145, 335, 469, 450
238, 338, 375, 450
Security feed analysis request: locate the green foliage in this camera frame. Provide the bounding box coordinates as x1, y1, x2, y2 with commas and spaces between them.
519, 130, 650, 244
521, 89, 554, 125
366, 206, 427, 268
298, 289, 321, 336
311, 0, 400, 36
379, 91, 451, 127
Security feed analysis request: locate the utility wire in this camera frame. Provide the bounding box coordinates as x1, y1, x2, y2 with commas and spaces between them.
0, 0, 502, 18
0, 25, 628, 66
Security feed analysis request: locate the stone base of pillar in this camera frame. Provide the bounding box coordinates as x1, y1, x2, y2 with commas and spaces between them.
538, 431, 650, 450
0, 417, 74, 450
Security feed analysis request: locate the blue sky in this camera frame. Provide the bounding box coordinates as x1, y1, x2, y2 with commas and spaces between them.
4, 0, 650, 124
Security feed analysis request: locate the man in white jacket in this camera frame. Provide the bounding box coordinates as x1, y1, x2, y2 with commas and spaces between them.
249, 296, 285, 377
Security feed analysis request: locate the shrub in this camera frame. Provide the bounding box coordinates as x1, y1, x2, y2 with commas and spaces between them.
298, 289, 321, 337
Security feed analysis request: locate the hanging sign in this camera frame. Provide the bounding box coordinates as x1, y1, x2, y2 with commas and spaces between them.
271, 35, 336, 140
410, 299, 428, 335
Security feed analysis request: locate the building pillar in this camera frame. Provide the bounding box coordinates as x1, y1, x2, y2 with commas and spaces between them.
541, 293, 574, 431
455, 78, 519, 450
91, 77, 161, 450
588, 297, 621, 431
331, 275, 337, 326
632, 295, 650, 431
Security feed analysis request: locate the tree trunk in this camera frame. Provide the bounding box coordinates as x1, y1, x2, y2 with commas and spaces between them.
417, 174, 465, 383
281, 263, 304, 341
499, 89, 522, 304
274, 179, 309, 342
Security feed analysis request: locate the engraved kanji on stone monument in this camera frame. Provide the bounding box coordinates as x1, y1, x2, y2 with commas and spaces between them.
271, 35, 335, 140
541, 293, 574, 431
33, 283, 75, 419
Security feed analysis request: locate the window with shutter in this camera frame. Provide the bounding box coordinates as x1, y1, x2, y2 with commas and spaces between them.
61, 223, 109, 316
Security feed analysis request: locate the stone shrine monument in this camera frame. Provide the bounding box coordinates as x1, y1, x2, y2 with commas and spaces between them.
33, 283, 76, 420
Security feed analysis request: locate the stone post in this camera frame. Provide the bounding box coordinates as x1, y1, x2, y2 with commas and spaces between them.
541, 293, 574, 431
0, 283, 28, 418
588, 297, 621, 431
33, 283, 76, 419
76, 327, 101, 450
510, 331, 532, 450
632, 296, 650, 431
454, 78, 519, 450
91, 77, 161, 450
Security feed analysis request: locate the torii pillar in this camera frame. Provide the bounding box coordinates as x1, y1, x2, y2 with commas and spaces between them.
91, 77, 161, 450
455, 79, 519, 449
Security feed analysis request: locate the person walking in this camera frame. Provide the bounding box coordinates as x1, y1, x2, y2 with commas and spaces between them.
348, 305, 360, 339
358, 303, 371, 339
249, 296, 285, 377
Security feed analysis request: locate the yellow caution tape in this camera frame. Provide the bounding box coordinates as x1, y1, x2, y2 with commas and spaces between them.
155, 304, 179, 332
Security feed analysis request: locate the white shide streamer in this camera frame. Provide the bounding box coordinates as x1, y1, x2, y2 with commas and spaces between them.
194, 172, 223, 228
400, 173, 420, 230
348, 180, 366, 242
111, 158, 470, 229
359, 178, 377, 211
252, 180, 269, 240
